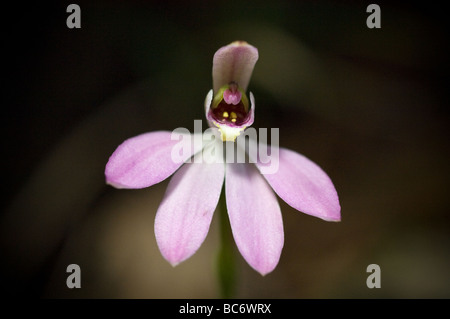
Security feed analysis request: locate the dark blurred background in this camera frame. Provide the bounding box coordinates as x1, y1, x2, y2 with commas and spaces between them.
1, 0, 449, 298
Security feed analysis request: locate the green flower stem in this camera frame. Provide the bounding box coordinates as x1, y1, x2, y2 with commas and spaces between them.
217, 186, 236, 299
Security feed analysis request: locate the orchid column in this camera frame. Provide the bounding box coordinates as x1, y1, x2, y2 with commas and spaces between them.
205, 41, 258, 142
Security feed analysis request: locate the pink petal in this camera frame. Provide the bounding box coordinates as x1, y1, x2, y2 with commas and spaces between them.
105, 131, 200, 189
212, 41, 259, 93
226, 163, 284, 275
256, 147, 341, 222
154, 158, 224, 266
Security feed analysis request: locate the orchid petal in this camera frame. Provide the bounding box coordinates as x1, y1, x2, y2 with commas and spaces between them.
105, 131, 201, 189
256, 147, 341, 222
226, 163, 284, 275
213, 41, 259, 93
154, 154, 225, 266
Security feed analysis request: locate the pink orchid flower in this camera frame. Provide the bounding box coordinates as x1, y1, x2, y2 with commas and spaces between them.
105, 41, 340, 275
